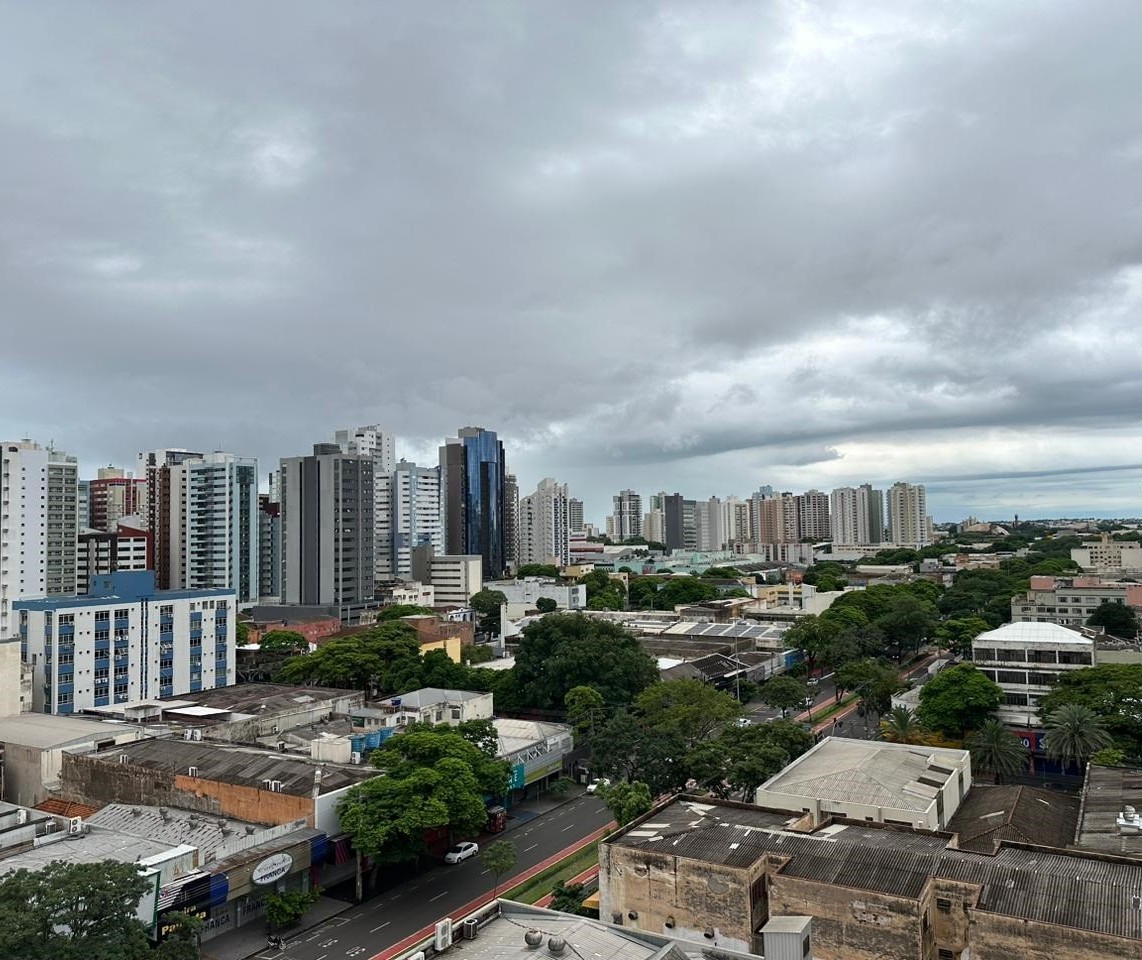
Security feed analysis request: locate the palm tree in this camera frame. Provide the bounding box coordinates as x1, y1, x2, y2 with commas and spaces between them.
1043, 704, 1112, 772
879, 706, 927, 745
966, 719, 1028, 783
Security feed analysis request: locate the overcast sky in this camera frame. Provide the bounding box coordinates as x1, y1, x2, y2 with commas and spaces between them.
2, 2, 1141, 524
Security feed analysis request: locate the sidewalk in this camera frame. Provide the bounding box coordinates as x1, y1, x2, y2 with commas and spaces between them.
200, 787, 590, 960
201, 894, 352, 960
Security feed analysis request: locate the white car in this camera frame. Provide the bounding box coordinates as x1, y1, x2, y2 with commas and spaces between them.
444, 841, 479, 864
586, 777, 611, 794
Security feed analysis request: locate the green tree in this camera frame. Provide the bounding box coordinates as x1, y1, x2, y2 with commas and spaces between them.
535, 596, 558, 614
480, 839, 518, 896
874, 594, 936, 661
686, 720, 812, 800
470, 590, 508, 636
235, 620, 250, 645
760, 675, 809, 717
1039, 663, 1142, 756
782, 615, 838, 675
259, 629, 309, 653
550, 882, 587, 916
578, 570, 626, 610
1043, 703, 1113, 771
264, 887, 321, 931
338, 727, 509, 868
604, 780, 654, 826
934, 617, 991, 658
462, 643, 495, 665
1091, 747, 1127, 767
155, 911, 204, 960
657, 577, 719, 609
517, 564, 561, 579
627, 576, 663, 610
634, 678, 741, 748
0, 860, 154, 960
1087, 600, 1139, 639
966, 719, 1028, 782
564, 685, 607, 743
513, 613, 658, 710
277, 621, 423, 694
916, 664, 1002, 737
879, 706, 927, 745
834, 659, 900, 715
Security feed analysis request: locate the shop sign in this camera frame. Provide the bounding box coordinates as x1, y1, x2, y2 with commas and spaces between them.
251, 853, 293, 886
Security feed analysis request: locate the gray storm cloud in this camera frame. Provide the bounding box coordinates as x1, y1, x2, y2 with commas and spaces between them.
1, 0, 1140, 521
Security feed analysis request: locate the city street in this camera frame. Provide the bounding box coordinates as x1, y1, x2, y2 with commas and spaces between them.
233, 793, 613, 960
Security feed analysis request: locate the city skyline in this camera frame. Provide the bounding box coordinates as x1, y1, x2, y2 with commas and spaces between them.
3, 4, 1141, 521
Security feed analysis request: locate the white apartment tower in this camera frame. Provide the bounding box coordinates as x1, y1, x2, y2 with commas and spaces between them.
390, 460, 443, 579
887, 482, 931, 546
568, 498, 585, 534
172, 453, 259, 604
830, 487, 861, 545
0, 440, 78, 640
519, 478, 571, 566
610, 490, 642, 541
696, 496, 725, 551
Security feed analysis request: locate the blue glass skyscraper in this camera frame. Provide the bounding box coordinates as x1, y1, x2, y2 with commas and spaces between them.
440, 427, 508, 579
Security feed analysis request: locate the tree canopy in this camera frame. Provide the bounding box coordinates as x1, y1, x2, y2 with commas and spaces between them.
1039, 664, 1142, 757
834, 659, 901, 715
469, 590, 508, 636
517, 564, 561, 579
259, 629, 308, 653
603, 780, 654, 826
916, 663, 1002, 736
966, 719, 1028, 782
535, 596, 558, 614
760, 675, 809, 715
634, 678, 742, 749
337, 726, 509, 865
376, 604, 437, 621
578, 571, 626, 610
513, 613, 658, 710
0, 861, 195, 960
1087, 600, 1139, 639
277, 621, 426, 695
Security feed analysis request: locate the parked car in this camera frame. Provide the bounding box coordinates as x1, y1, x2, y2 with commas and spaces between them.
444, 841, 479, 864
586, 777, 611, 794
734, 717, 752, 727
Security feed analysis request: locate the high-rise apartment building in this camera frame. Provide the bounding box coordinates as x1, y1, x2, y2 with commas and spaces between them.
176, 453, 259, 604
887, 482, 930, 546
695, 497, 725, 552
77, 520, 151, 594
440, 427, 508, 579
722, 496, 751, 547
796, 490, 830, 541
503, 473, 519, 573
258, 492, 282, 601
610, 490, 643, 542
519, 478, 571, 567
17, 571, 235, 713
568, 498, 585, 534
140, 448, 203, 590
663, 494, 698, 551
860, 483, 886, 544
334, 425, 396, 474
336, 425, 397, 583
829, 487, 861, 545
88, 467, 147, 532
1, 440, 79, 639
390, 460, 443, 579
280, 443, 376, 610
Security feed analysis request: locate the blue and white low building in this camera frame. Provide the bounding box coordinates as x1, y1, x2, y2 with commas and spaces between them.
17, 570, 235, 714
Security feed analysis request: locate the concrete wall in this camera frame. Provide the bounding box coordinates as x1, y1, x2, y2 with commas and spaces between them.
59, 753, 316, 826
767, 872, 925, 960
599, 843, 764, 954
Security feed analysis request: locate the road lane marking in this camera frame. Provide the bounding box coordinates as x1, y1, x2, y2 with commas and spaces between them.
525, 843, 538, 852
430, 891, 447, 902
480, 869, 490, 875
561, 824, 575, 831
371, 922, 390, 933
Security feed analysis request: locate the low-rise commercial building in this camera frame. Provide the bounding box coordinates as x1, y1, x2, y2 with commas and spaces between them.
411, 549, 484, 605
57, 737, 374, 833
357, 687, 494, 730
601, 794, 1142, 960
0, 712, 145, 805
972, 621, 1094, 726
485, 578, 587, 615
754, 737, 971, 830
